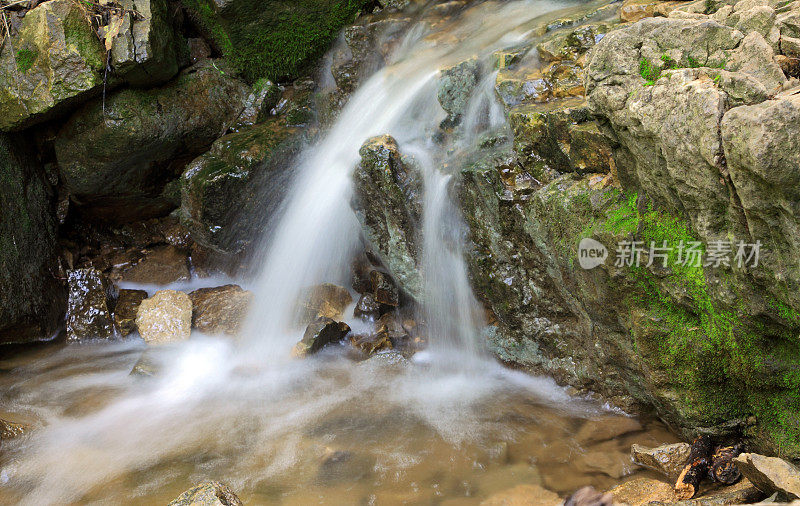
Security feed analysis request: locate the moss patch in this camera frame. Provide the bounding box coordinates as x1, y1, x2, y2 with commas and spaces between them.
16, 48, 39, 73
182, 0, 372, 83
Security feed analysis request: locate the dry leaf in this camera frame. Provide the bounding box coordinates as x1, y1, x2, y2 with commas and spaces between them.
103, 12, 124, 51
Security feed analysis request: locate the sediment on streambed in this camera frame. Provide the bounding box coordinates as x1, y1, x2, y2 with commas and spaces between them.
1, 0, 800, 503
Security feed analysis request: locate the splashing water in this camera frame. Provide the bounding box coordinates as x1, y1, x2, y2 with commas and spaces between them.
0, 2, 675, 504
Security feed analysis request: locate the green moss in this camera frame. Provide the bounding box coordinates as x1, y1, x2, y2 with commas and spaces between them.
16, 48, 39, 73
601, 192, 800, 456
182, 0, 372, 83
63, 9, 105, 71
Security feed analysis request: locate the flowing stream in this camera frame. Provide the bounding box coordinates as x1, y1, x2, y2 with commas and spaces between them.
0, 1, 678, 504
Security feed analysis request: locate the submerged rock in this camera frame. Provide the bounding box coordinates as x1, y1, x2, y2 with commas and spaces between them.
607, 477, 675, 504
66, 268, 118, 341
189, 284, 253, 336
55, 61, 249, 222
0, 134, 63, 344
292, 317, 351, 357
354, 294, 383, 319
135, 290, 192, 345
480, 484, 562, 506
350, 330, 392, 355
0, 419, 29, 440
438, 58, 481, 122
167, 481, 243, 506
0, 0, 106, 131
113, 289, 148, 337
631, 442, 692, 479
734, 453, 800, 499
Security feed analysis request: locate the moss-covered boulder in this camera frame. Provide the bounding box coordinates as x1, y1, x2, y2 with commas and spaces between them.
0, 0, 106, 132
0, 134, 64, 344
55, 61, 248, 222
180, 117, 302, 257
351, 135, 424, 299
181, 0, 374, 82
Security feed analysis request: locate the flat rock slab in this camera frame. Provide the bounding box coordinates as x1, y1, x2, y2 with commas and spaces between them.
632, 442, 691, 479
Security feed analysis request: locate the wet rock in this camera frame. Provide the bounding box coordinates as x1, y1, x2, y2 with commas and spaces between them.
565, 486, 613, 506
235, 79, 282, 128
130, 349, 159, 377
113, 289, 148, 337
135, 290, 192, 345
331, 18, 406, 95
537, 24, 609, 63
292, 317, 351, 357
370, 269, 400, 307
352, 135, 424, 300
376, 312, 411, 349
608, 477, 676, 504
66, 268, 118, 341
632, 442, 692, 479
480, 484, 562, 506
350, 331, 392, 355
665, 479, 765, 505
110, 0, 180, 87
0, 419, 28, 440
167, 481, 243, 506
110, 245, 190, 285
0, 134, 64, 344
0, 0, 106, 131
55, 61, 249, 221
620, 0, 683, 22
316, 450, 374, 485
299, 284, 353, 323
180, 118, 301, 257
734, 453, 800, 499
438, 58, 481, 122
188, 284, 253, 336
354, 294, 383, 319
495, 67, 552, 109
575, 416, 643, 445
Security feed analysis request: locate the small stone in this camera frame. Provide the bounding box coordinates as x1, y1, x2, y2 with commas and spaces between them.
111, 245, 190, 285
370, 270, 399, 306
350, 331, 392, 355
734, 453, 800, 499
480, 484, 562, 506
292, 317, 351, 357
189, 284, 253, 336
0, 418, 28, 440
354, 294, 383, 319
607, 477, 676, 504
135, 290, 192, 345
632, 442, 692, 479
167, 481, 243, 506
113, 289, 148, 337
66, 268, 117, 341
299, 284, 353, 323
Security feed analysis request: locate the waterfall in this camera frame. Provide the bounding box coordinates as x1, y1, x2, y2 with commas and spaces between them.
244, 0, 555, 362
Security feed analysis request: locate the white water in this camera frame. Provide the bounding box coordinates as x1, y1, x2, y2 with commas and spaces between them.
0, 1, 648, 504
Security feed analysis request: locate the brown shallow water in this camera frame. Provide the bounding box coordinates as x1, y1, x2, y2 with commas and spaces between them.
0, 338, 678, 505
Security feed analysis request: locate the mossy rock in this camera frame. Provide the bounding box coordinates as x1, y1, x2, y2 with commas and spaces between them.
0, 0, 106, 131
181, 0, 375, 83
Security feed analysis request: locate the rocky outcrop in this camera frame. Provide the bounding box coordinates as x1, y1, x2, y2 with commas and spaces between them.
180, 118, 301, 258
0, 134, 63, 344
55, 61, 248, 222
189, 284, 253, 335
352, 135, 423, 299
65, 268, 117, 341
135, 290, 192, 344
167, 481, 243, 506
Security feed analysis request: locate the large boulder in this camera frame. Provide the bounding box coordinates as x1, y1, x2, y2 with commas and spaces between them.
54, 61, 249, 222
135, 290, 192, 344
0, 134, 63, 344
351, 135, 423, 299
180, 118, 301, 257
109, 245, 191, 285
168, 481, 243, 506
65, 268, 118, 341
110, 0, 181, 87
0, 0, 106, 131
734, 453, 800, 499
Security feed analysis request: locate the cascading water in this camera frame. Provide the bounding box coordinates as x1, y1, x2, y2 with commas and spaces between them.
0, 2, 675, 504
